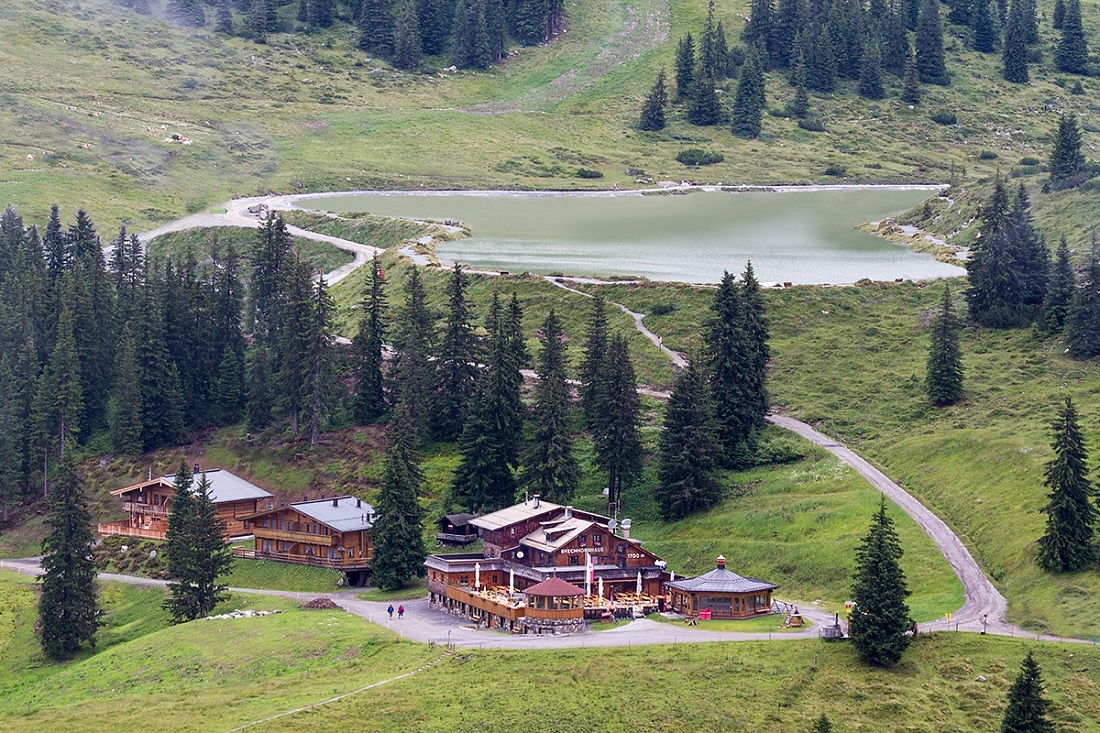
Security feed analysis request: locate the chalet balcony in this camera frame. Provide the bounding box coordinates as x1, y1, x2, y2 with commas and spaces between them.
250, 528, 340, 546
122, 502, 170, 516
97, 521, 167, 541
435, 532, 478, 545
232, 547, 371, 569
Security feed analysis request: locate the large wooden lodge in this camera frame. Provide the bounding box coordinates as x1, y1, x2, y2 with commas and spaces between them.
426, 496, 669, 633
238, 496, 377, 586
98, 468, 274, 541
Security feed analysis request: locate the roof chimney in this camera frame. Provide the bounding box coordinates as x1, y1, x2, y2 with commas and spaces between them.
621, 518, 631, 540
356, 498, 362, 508
193, 463, 199, 474
333, 497, 339, 507
564, 505, 572, 519
717, 555, 726, 569
533, 494, 540, 508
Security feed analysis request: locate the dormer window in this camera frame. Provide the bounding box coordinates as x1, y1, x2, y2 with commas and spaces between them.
578, 535, 587, 547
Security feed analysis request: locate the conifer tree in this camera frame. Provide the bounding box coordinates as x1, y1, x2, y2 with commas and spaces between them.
1001, 653, 1055, 733
688, 74, 723, 126
902, 46, 922, 103
111, 323, 144, 454
806, 21, 838, 91
359, 0, 395, 56
512, 0, 550, 45
215, 0, 235, 34
858, 37, 886, 99
1002, 0, 1029, 83
743, 0, 774, 58
450, 0, 473, 67
714, 22, 730, 78
1049, 113, 1085, 190
971, 0, 996, 53
698, 1, 721, 79
37, 453, 99, 660
639, 70, 668, 131
210, 243, 247, 425
1021, 0, 1038, 43
246, 341, 274, 431
1066, 239, 1100, 359
1040, 237, 1074, 333
1010, 185, 1048, 314
496, 293, 526, 465
731, 50, 766, 139
251, 0, 268, 42
432, 264, 478, 441
418, 0, 453, 54
309, 0, 334, 27
1036, 398, 1098, 572
788, 51, 810, 117
298, 0, 309, 22
740, 262, 770, 424
166, 469, 233, 622
352, 256, 387, 424
391, 268, 434, 447
33, 305, 82, 470
580, 293, 609, 427
883, 11, 910, 76
136, 277, 185, 450
674, 34, 696, 100
0, 358, 21, 522
849, 497, 912, 667
947, 0, 972, 25
167, 0, 206, 26
304, 277, 340, 446
43, 205, 67, 279
916, 0, 950, 84
772, 0, 808, 68
926, 285, 964, 406
656, 359, 721, 521
1053, 0, 1066, 29
813, 715, 833, 733
966, 180, 1029, 328
592, 335, 643, 514
394, 0, 424, 70
372, 404, 427, 589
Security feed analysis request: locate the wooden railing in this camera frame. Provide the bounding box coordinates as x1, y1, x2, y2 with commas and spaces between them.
525, 606, 583, 620
232, 546, 371, 569
250, 528, 339, 546
444, 584, 525, 621
435, 532, 478, 544
122, 502, 170, 516
97, 522, 167, 540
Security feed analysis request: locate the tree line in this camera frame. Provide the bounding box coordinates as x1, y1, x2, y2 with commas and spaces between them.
149, 0, 567, 71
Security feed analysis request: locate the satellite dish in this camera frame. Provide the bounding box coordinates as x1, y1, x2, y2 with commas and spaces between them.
607, 519, 618, 531
516, 550, 525, 559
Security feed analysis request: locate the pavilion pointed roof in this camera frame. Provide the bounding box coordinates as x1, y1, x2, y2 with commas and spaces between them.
665, 555, 777, 594
522, 577, 585, 597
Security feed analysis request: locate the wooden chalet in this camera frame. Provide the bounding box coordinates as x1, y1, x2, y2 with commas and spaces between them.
665, 555, 778, 619
425, 495, 669, 632
436, 513, 479, 545
239, 496, 376, 585
98, 468, 274, 541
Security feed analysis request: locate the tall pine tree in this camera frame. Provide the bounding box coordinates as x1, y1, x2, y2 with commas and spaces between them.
916, 0, 950, 84
1040, 237, 1075, 333
1001, 653, 1055, 733
372, 404, 427, 589
1055, 0, 1088, 74
849, 497, 912, 667
656, 359, 721, 521
432, 264, 478, 442
1036, 398, 1098, 572
591, 335, 644, 514
1066, 238, 1100, 359
352, 256, 388, 423
1049, 114, 1085, 190
639, 70, 668, 132
926, 284, 964, 406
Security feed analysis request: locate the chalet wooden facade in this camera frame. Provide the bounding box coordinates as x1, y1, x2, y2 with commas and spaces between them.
436, 513, 479, 545
665, 555, 778, 619
240, 496, 376, 585
98, 469, 274, 541
425, 496, 669, 632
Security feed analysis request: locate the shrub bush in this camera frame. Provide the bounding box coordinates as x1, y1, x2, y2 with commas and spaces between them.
978, 150, 998, 160
931, 110, 957, 125
1019, 157, 1040, 166
676, 149, 724, 166
798, 117, 826, 132
650, 302, 676, 315
576, 168, 604, 179
823, 164, 847, 176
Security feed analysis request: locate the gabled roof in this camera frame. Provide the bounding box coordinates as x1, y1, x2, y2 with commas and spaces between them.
522, 577, 585, 597
468, 498, 567, 531
521, 517, 597, 553
111, 469, 273, 504
440, 513, 478, 526
246, 496, 376, 533
665, 563, 777, 594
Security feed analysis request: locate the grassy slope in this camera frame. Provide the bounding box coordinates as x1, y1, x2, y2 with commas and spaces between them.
146, 226, 354, 275
0, 571, 436, 733
0, 0, 1096, 231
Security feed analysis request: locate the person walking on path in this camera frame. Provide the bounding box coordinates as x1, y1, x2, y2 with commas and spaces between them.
398, 605, 405, 619
387, 604, 394, 620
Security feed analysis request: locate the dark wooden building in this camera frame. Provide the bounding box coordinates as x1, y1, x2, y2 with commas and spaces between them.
98, 469, 274, 541
239, 496, 376, 585
436, 513, 479, 545
665, 555, 778, 619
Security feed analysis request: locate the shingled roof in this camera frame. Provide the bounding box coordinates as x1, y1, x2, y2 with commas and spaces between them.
665, 555, 777, 594
522, 577, 585, 597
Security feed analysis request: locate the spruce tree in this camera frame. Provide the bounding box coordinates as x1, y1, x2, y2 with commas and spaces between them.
304, 277, 340, 446
638, 70, 668, 131
1002, 0, 1029, 83
580, 293, 609, 427
926, 284, 964, 406
391, 267, 434, 447
1040, 237, 1074, 333
591, 335, 643, 514
418, 0, 453, 54
674, 34, 696, 100
731, 50, 766, 139
37, 453, 99, 660
0, 358, 21, 523
1066, 239, 1100, 359
916, 0, 950, 84
849, 497, 912, 667
359, 0, 395, 56
947, 0, 972, 25
688, 74, 723, 126
298, 0, 309, 23
246, 341, 274, 431
520, 310, 580, 504
166, 469, 233, 622
394, 0, 424, 70
372, 405, 427, 589
788, 51, 810, 117
656, 359, 721, 521
111, 323, 144, 454
432, 264, 478, 442
971, 0, 996, 53
352, 256, 388, 424
215, 0, 235, 34
813, 715, 833, 733
743, 0, 774, 57
966, 180, 1030, 328
1001, 653, 1055, 733
1036, 398, 1098, 572
1053, 0, 1065, 29
450, 376, 518, 512
772, 0, 808, 68
902, 46, 922, 103
883, 11, 910, 76
858, 37, 886, 99
167, 0, 206, 26
251, 0, 268, 42
1010, 185, 1048, 314
309, 0, 334, 27
1049, 113, 1085, 190
805, 21, 838, 92
33, 305, 82, 469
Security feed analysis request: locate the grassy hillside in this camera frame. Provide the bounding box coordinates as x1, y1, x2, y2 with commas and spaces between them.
146, 226, 354, 275
0, 0, 1096, 231
0, 569, 1095, 733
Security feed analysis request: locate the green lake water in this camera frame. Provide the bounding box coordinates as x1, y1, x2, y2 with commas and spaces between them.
301, 189, 966, 285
